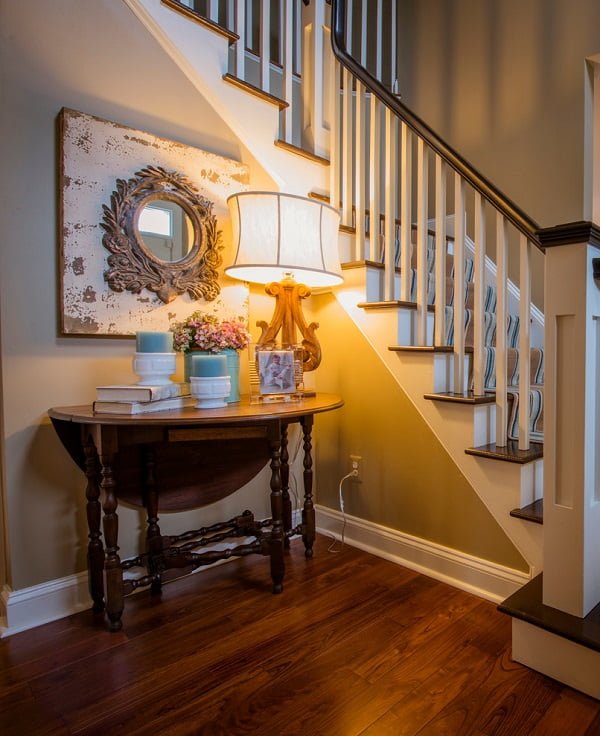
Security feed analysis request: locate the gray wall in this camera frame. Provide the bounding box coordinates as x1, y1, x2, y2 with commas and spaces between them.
397, 0, 600, 228
0, 0, 274, 591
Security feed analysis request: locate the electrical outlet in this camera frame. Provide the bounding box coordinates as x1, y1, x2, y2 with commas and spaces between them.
350, 454, 362, 479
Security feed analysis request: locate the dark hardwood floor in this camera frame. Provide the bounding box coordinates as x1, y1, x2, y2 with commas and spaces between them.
2, 536, 600, 735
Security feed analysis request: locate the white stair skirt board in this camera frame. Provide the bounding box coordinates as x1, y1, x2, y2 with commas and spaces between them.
512, 619, 600, 700
316, 505, 530, 603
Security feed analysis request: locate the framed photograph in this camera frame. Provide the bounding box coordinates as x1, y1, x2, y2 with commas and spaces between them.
258, 350, 297, 395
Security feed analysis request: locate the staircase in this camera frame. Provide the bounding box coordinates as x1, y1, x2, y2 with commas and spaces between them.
125, 0, 600, 698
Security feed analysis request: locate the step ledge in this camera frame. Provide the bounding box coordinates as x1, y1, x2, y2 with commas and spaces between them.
465, 440, 543, 464
499, 574, 600, 653
161, 0, 239, 44
358, 300, 435, 313
509, 498, 543, 524
424, 392, 496, 405
222, 74, 288, 109
274, 140, 330, 165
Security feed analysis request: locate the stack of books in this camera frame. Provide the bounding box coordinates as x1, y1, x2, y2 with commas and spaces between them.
93, 382, 194, 414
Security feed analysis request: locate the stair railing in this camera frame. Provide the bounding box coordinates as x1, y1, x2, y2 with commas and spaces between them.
330, 0, 543, 451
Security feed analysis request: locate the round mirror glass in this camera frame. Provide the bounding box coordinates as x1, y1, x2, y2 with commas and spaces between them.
137, 200, 195, 262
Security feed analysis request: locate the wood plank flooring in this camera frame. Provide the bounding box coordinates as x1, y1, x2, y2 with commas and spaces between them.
1, 536, 600, 735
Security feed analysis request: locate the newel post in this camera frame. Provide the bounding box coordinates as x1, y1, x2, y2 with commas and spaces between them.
540, 222, 600, 617
301, 0, 331, 157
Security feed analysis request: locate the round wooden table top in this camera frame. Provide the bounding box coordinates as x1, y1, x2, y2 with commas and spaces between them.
48, 393, 344, 426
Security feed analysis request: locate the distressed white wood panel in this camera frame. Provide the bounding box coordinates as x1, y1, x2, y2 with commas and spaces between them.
60, 109, 249, 336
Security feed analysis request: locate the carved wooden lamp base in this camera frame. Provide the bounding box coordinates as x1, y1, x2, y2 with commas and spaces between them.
255, 276, 321, 372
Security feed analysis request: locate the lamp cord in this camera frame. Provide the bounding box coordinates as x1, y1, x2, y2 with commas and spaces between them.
327, 471, 356, 554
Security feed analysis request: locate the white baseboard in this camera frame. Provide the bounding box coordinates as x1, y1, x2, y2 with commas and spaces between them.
316, 505, 531, 603
0, 573, 91, 637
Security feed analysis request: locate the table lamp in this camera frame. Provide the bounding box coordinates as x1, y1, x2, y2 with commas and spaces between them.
225, 192, 342, 371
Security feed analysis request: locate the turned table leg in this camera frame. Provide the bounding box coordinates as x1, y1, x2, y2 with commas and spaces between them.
142, 446, 163, 595
83, 432, 105, 613
301, 414, 315, 559
96, 426, 124, 632
267, 423, 284, 593
280, 423, 292, 549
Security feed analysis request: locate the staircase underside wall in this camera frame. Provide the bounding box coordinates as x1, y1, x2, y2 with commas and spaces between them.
313, 293, 529, 575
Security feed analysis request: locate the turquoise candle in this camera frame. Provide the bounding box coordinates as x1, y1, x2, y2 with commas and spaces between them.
191, 354, 227, 378
135, 331, 173, 353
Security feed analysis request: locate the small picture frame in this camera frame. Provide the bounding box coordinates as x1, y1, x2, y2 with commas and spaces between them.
248, 345, 304, 403
258, 349, 296, 395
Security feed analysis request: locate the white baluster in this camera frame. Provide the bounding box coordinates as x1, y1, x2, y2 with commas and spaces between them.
260, 0, 270, 92
495, 214, 508, 446
294, 0, 301, 76
369, 96, 381, 261
341, 69, 354, 228
434, 155, 447, 346
208, 0, 219, 22
235, 0, 246, 78
375, 0, 383, 81
519, 233, 532, 449
453, 175, 466, 393
400, 122, 412, 301
330, 59, 341, 219
384, 108, 397, 300
282, 0, 293, 143
416, 138, 429, 345
227, 0, 234, 31
353, 0, 368, 260
473, 192, 486, 394
389, 0, 397, 90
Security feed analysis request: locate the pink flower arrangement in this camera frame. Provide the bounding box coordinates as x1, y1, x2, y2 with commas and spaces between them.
170, 311, 251, 353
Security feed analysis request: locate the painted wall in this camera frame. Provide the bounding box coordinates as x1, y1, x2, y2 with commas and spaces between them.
0, 0, 276, 591
395, 0, 600, 307
313, 294, 528, 572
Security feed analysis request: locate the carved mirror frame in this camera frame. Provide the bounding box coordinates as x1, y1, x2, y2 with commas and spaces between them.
100, 165, 223, 304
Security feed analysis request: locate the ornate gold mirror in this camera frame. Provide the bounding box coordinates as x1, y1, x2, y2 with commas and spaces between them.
100, 166, 222, 304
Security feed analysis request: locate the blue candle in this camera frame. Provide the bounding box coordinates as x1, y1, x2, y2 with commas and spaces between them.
135, 331, 173, 353
191, 354, 228, 377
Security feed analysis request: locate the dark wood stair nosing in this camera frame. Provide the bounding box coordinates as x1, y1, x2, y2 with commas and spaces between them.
499, 574, 600, 653
222, 74, 288, 109
161, 0, 239, 44
358, 300, 435, 313
424, 391, 496, 405
509, 498, 544, 525
465, 440, 543, 464
274, 139, 330, 166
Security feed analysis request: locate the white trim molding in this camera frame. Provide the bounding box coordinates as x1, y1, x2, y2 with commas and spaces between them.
316, 505, 531, 603
1, 573, 91, 638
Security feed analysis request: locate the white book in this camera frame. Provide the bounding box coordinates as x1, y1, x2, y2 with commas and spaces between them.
95, 382, 190, 402
93, 396, 196, 415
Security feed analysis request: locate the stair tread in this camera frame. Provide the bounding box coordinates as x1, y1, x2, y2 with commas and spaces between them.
465, 440, 543, 464
358, 300, 434, 313
161, 0, 239, 44
274, 140, 330, 165
424, 391, 495, 405
499, 574, 600, 653
389, 344, 474, 354
510, 499, 544, 524
222, 74, 288, 109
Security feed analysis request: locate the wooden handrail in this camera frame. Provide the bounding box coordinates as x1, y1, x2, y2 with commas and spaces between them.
330, 0, 542, 249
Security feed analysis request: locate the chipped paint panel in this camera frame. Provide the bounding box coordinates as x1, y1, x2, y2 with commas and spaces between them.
60, 108, 250, 336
